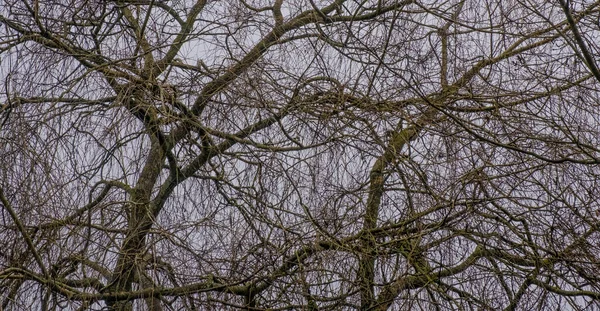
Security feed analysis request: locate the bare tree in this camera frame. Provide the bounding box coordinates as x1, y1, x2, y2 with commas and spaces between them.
2, 0, 600, 310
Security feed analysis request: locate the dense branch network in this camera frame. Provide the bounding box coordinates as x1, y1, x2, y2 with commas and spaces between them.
1, 0, 600, 310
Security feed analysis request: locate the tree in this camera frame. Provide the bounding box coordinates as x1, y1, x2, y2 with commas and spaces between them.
2, 0, 600, 310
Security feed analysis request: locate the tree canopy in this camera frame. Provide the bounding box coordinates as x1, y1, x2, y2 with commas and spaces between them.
2, 0, 600, 310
